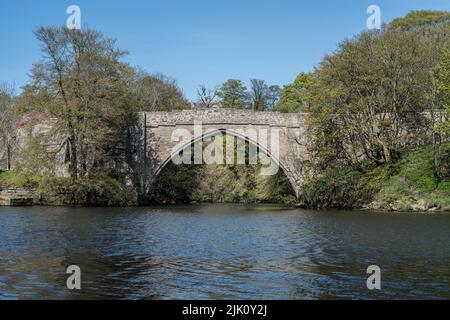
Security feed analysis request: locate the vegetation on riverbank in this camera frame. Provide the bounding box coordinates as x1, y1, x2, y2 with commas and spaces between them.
371, 143, 450, 211
148, 163, 296, 205
0, 171, 135, 206
3, 142, 447, 210
295, 11, 450, 211
301, 143, 450, 211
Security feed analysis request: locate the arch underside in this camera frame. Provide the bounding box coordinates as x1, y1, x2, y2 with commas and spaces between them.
153, 128, 299, 198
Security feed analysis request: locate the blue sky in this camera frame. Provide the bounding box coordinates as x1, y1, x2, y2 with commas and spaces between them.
0, 0, 449, 100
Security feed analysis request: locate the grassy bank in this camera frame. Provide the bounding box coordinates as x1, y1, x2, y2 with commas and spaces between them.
368, 143, 450, 211
302, 142, 450, 211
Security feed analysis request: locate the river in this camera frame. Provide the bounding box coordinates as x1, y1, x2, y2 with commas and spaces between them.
0, 205, 449, 300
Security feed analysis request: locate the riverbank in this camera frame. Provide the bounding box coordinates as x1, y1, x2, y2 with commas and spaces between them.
1, 143, 449, 211
0, 172, 137, 207
364, 144, 449, 212
301, 143, 450, 212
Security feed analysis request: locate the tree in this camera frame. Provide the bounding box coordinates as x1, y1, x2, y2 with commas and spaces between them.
308, 29, 439, 168
196, 85, 218, 108
434, 47, 450, 135
267, 85, 281, 111
276, 73, 313, 113
389, 10, 450, 31
0, 84, 18, 171
250, 79, 269, 111
22, 26, 135, 180
132, 72, 190, 112
216, 79, 249, 109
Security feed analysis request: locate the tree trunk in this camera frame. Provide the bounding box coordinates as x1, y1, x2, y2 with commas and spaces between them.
68, 135, 78, 179
376, 138, 392, 163
6, 143, 11, 171
382, 144, 392, 163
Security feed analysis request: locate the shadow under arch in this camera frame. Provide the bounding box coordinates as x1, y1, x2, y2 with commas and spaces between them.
153, 128, 298, 198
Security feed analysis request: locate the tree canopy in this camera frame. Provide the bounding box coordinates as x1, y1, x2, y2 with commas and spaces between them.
0, 84, 18, 171
389, 10, 450, 30
132, 72, 190, 112
276, 73, 313, 113
308, 28, 440, 168
434, 46, 450, 135
20, 27, 136, 179
216, 79, 249, 109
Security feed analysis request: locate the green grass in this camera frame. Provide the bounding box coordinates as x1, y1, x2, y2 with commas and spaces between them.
373, 143, 450, 211
0, 170, 17, 184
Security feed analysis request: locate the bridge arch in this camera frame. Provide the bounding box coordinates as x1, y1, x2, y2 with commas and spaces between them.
153, 128, 299, 198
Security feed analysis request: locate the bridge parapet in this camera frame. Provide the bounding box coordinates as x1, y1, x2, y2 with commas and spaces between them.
143, 109, 308, 128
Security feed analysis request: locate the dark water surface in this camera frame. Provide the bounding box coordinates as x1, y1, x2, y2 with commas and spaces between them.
0, 205, 449, 300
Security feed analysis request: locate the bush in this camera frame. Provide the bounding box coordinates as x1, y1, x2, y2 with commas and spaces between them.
301, 143, 450, 211
301, 165, 368, 208
0, 170, 136, 207
36, 173, 136, 207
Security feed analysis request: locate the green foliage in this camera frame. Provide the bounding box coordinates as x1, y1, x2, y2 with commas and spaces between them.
0, 170, 17, 184
148, 136, 296, 204
22, 26, 137, 180
15, 134, 61, 175
308, 28, 439, 168
149, 163, 296, 204
301, 143, 450, 210
217, 79, 249, 109
434, 47, 450, 135
301, 165, 369, 208
299, 10, 450, 210
276, 73, 313, 113
389, 11, 450, 31
0, 83, 19, 170
0, 170, 135, 206
374, 143, 450, 211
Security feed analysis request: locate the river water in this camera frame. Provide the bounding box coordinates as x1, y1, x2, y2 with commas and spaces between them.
0, 205, 449, 300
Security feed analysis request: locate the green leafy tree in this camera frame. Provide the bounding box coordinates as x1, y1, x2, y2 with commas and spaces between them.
434, 47, 450, 135
22, 26, 135, 180
276, 73, 313, 113
389, 10, 450, 31
0, 84, 18, 171
217, 79, 249, 109
308, 29, 438, 168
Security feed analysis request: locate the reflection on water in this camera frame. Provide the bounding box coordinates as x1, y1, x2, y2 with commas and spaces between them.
0, 205, 449, 300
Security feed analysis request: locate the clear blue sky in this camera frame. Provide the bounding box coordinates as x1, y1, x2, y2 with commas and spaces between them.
0, 0, 449, 100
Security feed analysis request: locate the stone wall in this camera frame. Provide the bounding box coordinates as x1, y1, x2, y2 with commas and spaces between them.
145, 108, 308, 128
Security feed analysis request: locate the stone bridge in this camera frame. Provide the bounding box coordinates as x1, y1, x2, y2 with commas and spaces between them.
143, 109, 310, 198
